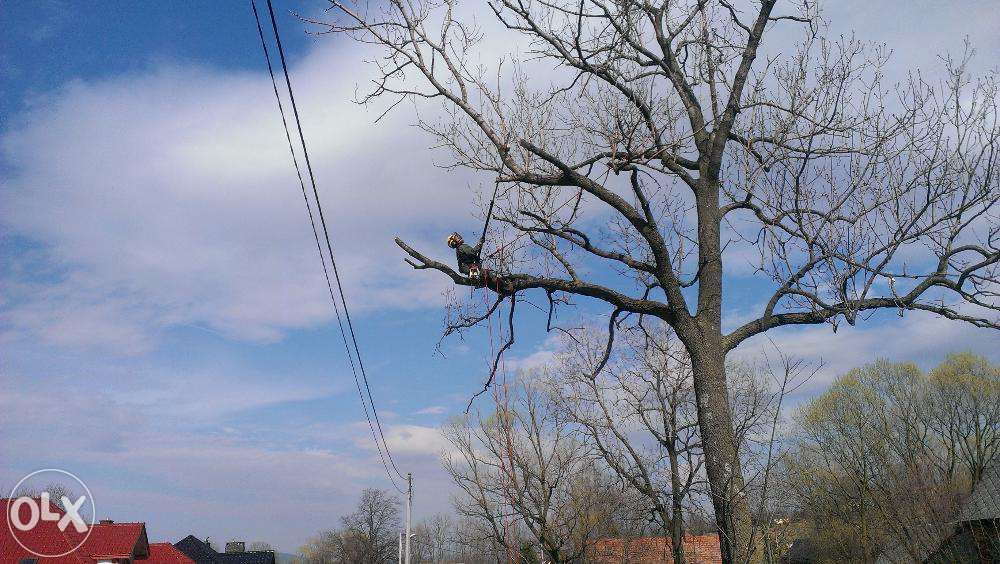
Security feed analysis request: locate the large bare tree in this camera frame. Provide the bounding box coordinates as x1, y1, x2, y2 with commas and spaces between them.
544, 320, 803, 563
317, 0, 1000, 560
442, 380, 621, 563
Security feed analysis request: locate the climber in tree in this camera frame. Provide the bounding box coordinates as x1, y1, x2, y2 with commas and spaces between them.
446, 231, 484, 280
447, 183, 505, 286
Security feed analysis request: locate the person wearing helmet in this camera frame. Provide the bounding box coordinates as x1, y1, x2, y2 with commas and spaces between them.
447, 231, 484, 280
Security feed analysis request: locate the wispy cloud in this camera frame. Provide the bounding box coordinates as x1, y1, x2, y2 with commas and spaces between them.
379, 424, 452, 457
730, 310, 1000, 398
0, 51, 481, 354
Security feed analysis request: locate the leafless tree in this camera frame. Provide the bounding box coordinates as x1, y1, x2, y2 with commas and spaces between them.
301, 488, 401, 564
545, 322, 702, 563
451, 515, 513, 564
544, 320, 807, 562
11, 483, 78, 501
410, 513, 455, 563
442, 380, 621, 562
316, 0, 1000, 560
250, 542, 275, 552
8, 483, 83, 516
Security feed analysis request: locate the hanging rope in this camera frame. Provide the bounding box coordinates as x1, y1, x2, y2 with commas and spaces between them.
479, 180, 501, 247
474, 183, 520, 562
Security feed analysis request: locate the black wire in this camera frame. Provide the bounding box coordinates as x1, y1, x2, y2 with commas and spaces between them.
260, 0, 405, 481
260, 0, 405, 483
250, 0, 404, 492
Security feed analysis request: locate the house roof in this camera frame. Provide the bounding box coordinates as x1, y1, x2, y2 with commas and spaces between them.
79, 522, 148, 559
173, 535, 275, 564
590, 535, 722, 564
0, 498, 147, 563
962, 463, 1000, 522
1, 499, 270, 564
1, 497, 86, 563
175, 534, 221, 562
148, 542, 195, 564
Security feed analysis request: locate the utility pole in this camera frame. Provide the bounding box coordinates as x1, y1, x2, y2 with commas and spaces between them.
398, 531, 403, 564
404, 472, 412, 564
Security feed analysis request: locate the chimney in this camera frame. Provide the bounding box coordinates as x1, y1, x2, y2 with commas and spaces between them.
225, 541, 246, 554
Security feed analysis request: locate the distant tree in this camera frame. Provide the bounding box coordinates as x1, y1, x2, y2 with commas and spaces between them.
299, 530, 338, 563
545, 321, 802, 562
341, 489, 401, 564
783, 355, 1000, 562
10, 483, 81, 511
250, 541, 274, 552
410, 513, 509, 564
545, 323, 703, 564
300, 488, 401, 564
925, 352, 1000, 484
410, 513, 468, 564
442, 380, 619, 563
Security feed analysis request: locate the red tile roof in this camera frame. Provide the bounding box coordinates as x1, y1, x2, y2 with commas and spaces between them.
590, 534, 723, 564
78, 522, 148, 559
2, 497, 84, 562
1, 498, 148, 563
147, 543, 195, 564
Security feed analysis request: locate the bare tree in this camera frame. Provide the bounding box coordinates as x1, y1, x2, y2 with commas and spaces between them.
8, 483, 83, 516
442, 380, 620, 562
545, 321, 805, 562
317, 0, 1000, 560
411, 513, 453, 563
406, 513, 508, 564
250, 542, 275, 552
453, 515, 513, 564
301, 488, 401, 564
545, 322, 702, 563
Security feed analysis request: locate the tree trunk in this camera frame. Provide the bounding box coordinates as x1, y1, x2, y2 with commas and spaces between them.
690, 350, 756, 563
668, 444, 686, 564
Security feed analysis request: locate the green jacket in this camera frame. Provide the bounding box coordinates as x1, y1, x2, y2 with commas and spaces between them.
455, 240, 483, 275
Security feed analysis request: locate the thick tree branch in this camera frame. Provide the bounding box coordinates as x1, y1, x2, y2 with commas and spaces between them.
395, 237, 675, 322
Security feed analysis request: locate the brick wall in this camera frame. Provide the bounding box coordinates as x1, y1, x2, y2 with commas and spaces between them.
590, 535, 723, 564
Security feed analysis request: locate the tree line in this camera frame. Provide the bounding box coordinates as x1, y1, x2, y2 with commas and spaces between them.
300, 336, 999, 563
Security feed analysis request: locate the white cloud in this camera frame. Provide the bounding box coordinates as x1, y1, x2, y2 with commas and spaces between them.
506, 334, 562, 374
4, 0, 995, 355
0, 368, 457, 551
414, 405, 447, 415
730, 311, 1000, 398
366, 424, 452, 458
0, 47, 483, 353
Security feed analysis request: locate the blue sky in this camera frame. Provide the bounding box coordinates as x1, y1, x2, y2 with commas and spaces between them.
2, 0, 998, 553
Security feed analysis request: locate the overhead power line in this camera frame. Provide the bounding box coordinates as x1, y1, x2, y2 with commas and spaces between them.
250, 0, 406, 492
